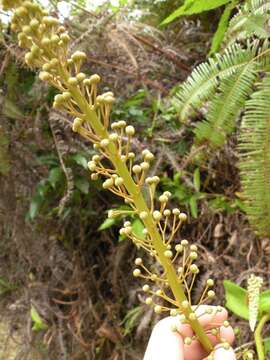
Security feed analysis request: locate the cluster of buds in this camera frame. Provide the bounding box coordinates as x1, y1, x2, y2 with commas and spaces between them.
4, 0, 227, 354
247, 274, 263, 332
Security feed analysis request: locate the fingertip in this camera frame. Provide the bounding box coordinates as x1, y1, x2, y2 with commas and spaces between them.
213, 346, 236, 360
220, 326, 235, 345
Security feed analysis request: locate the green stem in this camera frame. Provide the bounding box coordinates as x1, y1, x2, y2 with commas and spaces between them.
255, 314, 270, 360
68, 84, 213, 353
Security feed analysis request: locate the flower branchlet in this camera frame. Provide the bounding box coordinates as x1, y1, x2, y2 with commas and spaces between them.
2, 0, 234, 354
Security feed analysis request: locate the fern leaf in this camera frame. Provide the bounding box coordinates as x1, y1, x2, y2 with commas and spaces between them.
238, 73, 270, 236
226, 0, 270, 45
194, 62, 257, 147
173, 43, 260, 122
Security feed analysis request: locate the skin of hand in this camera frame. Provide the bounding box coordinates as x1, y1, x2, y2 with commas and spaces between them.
143, 306, 236, 360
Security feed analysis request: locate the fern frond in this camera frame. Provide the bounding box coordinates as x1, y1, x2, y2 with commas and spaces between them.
238, 73, 270, 236
172, 42, 263, 123
226, 0, 270, 45
194, 62, 257, 147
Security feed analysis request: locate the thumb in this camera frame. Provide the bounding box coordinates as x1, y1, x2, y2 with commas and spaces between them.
144, 317, 184, 360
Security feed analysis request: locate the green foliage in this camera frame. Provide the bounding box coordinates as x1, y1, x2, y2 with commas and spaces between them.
31, 305, 48, 331
161, 0, 233, 25
224, 280, 270, 320
238, 74, 270, 236
209, 0, 237, 54
225, 0, 270, 46
0, 127, 10, 175
121, 306, 143, 336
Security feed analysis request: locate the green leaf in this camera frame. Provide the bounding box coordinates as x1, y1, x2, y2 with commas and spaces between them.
131, 218, 146, 239
72, 153, 88, 169
193, 168, 200, 192
48, 167, 62, 189
28, 194, 44, 220
161, 0, 232, 25
189, 195, 198, 218
75, 178, 89, 194
98, 217, 116, 231
260, 289, 270, 314
210, 1, 236, 54
121, 306, 142, 336
224, 280, 249, 320
264, 338, 270, 357
31, 305, 48, 331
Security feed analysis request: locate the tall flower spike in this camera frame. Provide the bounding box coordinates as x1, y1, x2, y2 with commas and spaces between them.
2, 0, 224, 354
247, 274, 263, 332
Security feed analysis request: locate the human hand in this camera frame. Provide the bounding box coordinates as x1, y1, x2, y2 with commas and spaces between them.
144, 306, 236, 360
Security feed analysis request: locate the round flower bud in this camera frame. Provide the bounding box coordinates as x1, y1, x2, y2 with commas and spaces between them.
41, 37, 50, 47
164, 250, 173, 258
109, 133, 118, 141
118, 120, 126, 128
50, 34, 60, 44
184, 337, 192, 346
103, 95, 115, 105
39, 71, 51, 82
190, 245, 198, 251
207, 279, 214, 287
125, 125, 135, 136
145, 177, 153, 185
90, 74, 101, 83
30, 19, 39, 30
144, 152, 154, 162
181, 239, 189, 246
92, 155, 100, 162
140, 162, 150, 171
222, 342, 231, 350
153, 211, 162, 221
142, 229, 148, 235
76, 72, 86, 82
133, 268, 141, 277
22, 25, 31, 34
223, 321, 230, 328
170, 309, 178, 317
164, 191, 172, 198
142, 284, 150, 292
154, 305, 162, 314
135, 258, 143, 266
189, 251, 198, 260
163, 209, 171, 216
171, 325, 178, 332
190, 264, 199, 274
145, 297, 153, 305
179, 212, 187, 221
87, 161, 96, 172
175, 244, 183, 252
25, 52, 34, 66
207, 290, 215, 299
60, 33, 70, 43
62, 92, 72, 101
211, 328, 218, 336
159, 195, 168, 203
114, 177, 124, 187
128, 152, 135, 159
150, 274, 158, 281
68, 77, 78, 86
139, 211, 148, 220
206, 307, 214, 314
91, 173, 98, 181
181, 300, 189, 309
132, 165, 142, 174
100, 139, 109, 147
102, 178, 114, 189
152, 176, 160, 184
71, 51, 87, 62
42, 63, 51, 72
43, 16, 59, 26
189, 313, 197, 321
172, 208, 180, 216
72, 117, 83, 132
